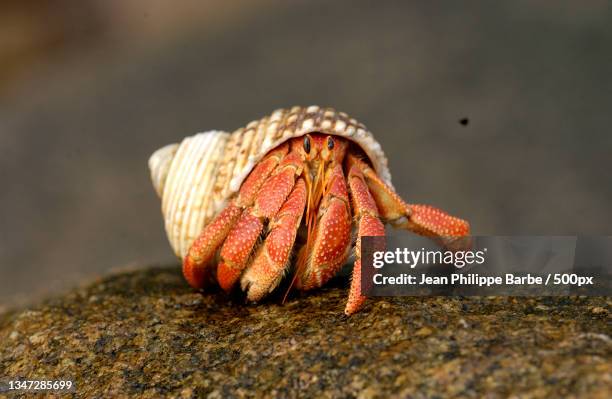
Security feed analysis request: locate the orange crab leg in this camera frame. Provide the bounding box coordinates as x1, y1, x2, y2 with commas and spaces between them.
182, 203, 242, 289
345, 162, 386, 315
296, 164, 352, 291
241, 178, 307, 301
215, 211, 264, 292
347, 154, 470, 249
182, 144, 288, 289
216, 150, 304, 292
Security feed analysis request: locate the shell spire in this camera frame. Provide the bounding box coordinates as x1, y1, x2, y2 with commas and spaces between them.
148, 143, 179, 197
148, 106, 392, 258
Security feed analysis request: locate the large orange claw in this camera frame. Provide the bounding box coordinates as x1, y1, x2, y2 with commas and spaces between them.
296, 164, 352, 291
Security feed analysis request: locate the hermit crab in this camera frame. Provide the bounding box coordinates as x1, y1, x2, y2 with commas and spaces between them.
149, 106, 470, 314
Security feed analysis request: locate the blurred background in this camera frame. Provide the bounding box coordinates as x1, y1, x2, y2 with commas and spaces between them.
1, 0, 611, 309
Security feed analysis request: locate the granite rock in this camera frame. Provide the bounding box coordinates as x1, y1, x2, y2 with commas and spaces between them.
1, 266, 610, 398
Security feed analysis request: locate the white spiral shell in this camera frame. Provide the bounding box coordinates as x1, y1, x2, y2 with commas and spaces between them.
149, 106, 392, 258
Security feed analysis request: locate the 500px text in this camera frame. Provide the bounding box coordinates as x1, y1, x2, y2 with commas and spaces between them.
373, 273, 595, 287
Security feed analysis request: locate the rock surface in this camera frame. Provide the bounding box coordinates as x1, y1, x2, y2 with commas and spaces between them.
1, 266, 610, 398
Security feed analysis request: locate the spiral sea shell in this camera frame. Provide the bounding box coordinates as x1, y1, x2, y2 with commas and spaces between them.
149, 106, 392, 258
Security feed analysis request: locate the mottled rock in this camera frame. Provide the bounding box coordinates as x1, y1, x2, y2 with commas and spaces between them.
0, 266, 610, 398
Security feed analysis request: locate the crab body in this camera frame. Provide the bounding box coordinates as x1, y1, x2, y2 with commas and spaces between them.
149, 106, 470, 315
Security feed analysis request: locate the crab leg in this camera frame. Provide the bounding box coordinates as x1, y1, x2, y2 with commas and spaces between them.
216, 150, 304, 292
182, 204, 242, 289
347, 155, 470, 249
345, 162, 386, 315
296, 164, 352, 291
182, 144, 288, 289
241, 178, 307, 301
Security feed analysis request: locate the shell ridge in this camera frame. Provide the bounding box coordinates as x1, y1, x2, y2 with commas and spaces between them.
183, 132, 228, 256
168, 134, 208, 253
178, 133, 218, 256
204, 134, 229, 221
162, 136, 193, 218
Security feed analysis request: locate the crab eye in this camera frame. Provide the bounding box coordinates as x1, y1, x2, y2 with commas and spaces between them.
303, 136, 311, 153
327, 137, 334, 150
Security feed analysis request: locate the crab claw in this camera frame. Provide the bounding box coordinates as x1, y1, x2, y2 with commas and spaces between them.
295, 164, 352, 292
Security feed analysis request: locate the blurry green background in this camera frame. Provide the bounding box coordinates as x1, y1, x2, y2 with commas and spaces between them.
1, 0, 611, 309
